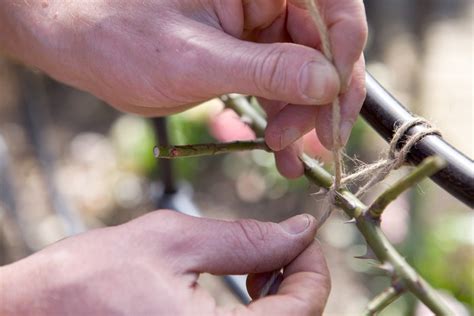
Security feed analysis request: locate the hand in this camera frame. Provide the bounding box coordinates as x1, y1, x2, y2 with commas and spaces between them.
1, 0, 367, 178
0, 211, 330, 315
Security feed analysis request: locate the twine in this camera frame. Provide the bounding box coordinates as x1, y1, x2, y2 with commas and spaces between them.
304, 0, 441, 226
348, 118, 441, 197
305, 0, 343, 225
259, 1, 440, 298
259, 118, 440, 298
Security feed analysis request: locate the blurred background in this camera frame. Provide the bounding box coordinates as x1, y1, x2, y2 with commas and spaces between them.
0, 0, 472, 315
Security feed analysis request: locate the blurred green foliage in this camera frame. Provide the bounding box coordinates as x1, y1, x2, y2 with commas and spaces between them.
110, 115, 158, 175
415, 213, 474, 309
167, 111, 214, 180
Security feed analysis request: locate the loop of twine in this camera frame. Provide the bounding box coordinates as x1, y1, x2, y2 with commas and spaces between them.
314, 118, 440, 228
350, 118, 441, 198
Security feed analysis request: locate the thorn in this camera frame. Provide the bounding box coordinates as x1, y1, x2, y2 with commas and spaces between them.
373, 262, 395, 275
310, 188, 326, 196
355, 247, 377, 260
334, 190, 344, 198
344, 218, 356, 224
240, 115, 252, 125
153, 146, 160, 158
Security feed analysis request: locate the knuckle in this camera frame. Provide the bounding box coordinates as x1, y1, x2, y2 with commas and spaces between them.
229, 219, 272, 269
343, 1, 369, 46
129, 210, 179, 239
352, 73, 367, 103
253, 45, 289, 96
355, 22, 369, 49
234, 219, 269, 252
130, 210, 199, 259
234, 219, 270, 249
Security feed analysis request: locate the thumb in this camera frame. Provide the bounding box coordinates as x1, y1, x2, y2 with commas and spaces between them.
161, 212, 317, 275
190, 30, 340, 105
228, 40, 340, 105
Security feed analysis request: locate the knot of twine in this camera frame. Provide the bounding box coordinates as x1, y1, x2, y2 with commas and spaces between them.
315, 118, 440, 227
344, 118, 441, 197
261, 117, 440, 297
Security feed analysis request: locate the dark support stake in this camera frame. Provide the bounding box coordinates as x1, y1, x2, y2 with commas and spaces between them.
361, 72, 473, 208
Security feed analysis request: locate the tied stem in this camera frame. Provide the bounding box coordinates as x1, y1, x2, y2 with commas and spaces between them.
154, 139, 270, 159
222, 94, 452, 315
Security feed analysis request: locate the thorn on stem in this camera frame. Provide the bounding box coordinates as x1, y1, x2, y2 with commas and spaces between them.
355, 247, 377, 260
376, 262, 395, 275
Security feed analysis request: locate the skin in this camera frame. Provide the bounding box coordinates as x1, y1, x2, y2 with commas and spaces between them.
0, 0, 367, 177
0, 0, 367, 314
0, 211, 330, 315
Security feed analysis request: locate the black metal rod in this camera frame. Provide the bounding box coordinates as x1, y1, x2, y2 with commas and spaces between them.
361, 72, 473, 208
152, 117, 177, 194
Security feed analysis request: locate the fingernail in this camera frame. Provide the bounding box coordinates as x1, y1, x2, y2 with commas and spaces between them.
299, 61, 338, 103
279, 214, 311, 235
340, 120, 354, 145
281, 127, 301, 148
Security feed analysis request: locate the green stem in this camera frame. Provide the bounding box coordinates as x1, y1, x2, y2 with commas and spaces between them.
368, 156, 446, 219
154, 139, 270, 159
220, 94, 267, 137
223, 94, 452, 315
363, 286, 404, 316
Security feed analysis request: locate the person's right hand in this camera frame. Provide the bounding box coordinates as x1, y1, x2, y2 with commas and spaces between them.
1, 0, 367, 178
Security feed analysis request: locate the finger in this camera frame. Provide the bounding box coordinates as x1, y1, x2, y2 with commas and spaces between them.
213, 0, 286, 38
315, 56, 366, 148
257, 97, 287, 119
247, 1, 291, 44
259, 98, 305, 179
265, 104, 318, 151
274, 139, 305, 179
171, 25, 340, 106
209, 109, 256, 142
323, 0, 368, 86
286, 4, 321, 48
246, 271, 283, 299
302, 131, 331, 161
242, 240, 331, 316
135, 211, 317, 275
286, 0, 368, 89
242, 0, 286, 31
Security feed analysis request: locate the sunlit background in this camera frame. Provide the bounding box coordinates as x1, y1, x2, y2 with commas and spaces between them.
0, 1, 472, 315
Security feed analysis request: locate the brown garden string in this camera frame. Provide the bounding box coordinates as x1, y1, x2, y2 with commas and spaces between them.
303, 0, 440, 228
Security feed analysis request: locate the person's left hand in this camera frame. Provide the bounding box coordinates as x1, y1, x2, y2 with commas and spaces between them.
1, 211, 330, 315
